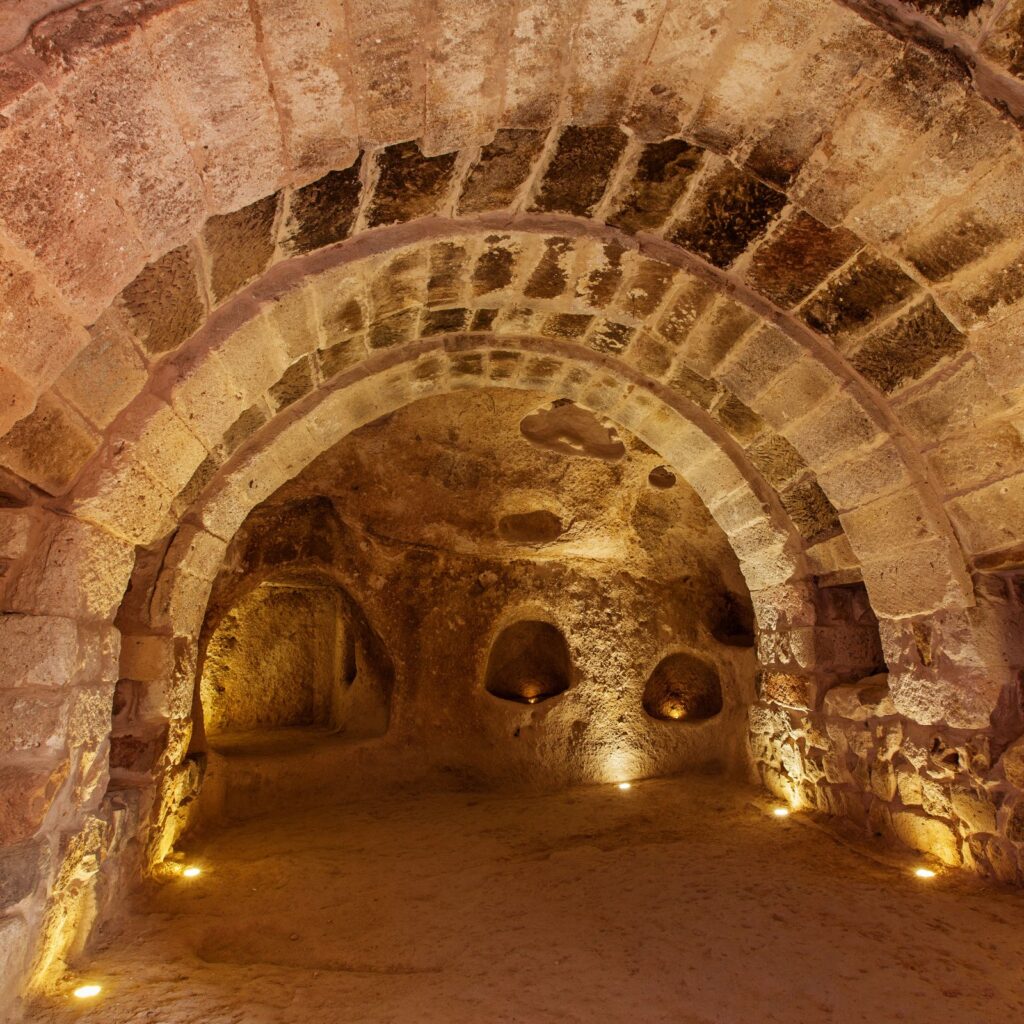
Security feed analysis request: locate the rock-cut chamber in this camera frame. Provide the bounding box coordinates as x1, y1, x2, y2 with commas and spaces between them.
183, 387, 757, 807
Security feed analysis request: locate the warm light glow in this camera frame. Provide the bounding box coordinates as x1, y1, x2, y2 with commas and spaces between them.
772, 807, 790, 818
617, 782, 632, 791
182, 866, 202, 878
73, 984, 102, 1000
914, 867, 937, 879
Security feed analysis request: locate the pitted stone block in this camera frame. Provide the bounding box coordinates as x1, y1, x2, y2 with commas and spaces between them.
608, 139, 704, 233
459, 130, 546, 213
366, 143, 458, 227
116, 245, 205, 357
851, 298, 965, 395
0, 394, 99, 495
669, 162, 787, 269
746, 212, 862, 309
282, 161, 363, 255
799, 251, 920, 342
203, 194, 281, 304
530, 126, 627, 216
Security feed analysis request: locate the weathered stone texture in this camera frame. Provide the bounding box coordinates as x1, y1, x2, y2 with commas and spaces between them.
0, 394, 98, 494
0, 763, 68, 846
343, 0, 426, 143
747, 213, 862, 308
424, 0, 511, 154
251, 0, 359, 178
608, 139, 704, 233
626, 0, 731, 139
670, 162, 788, 269
530, 127, 628, 216
366, 143, 458, 227
143, 0, 285, 210
31, 9, 207, 253
523, 237, 575, 300
0, 839, 41, 910
472, 237, 520, 295
203, 194, 281, 304
269, 357, 316, 411
459, 130, 547, 213
0, 246, 89, 401
0, 66, 146, 318
56, 314, 147, 430
115, 246, 205, 358
422, 307, 471, 337
281, 161, 363, 255
851, 298, 966, 394
799, 251, 920, 341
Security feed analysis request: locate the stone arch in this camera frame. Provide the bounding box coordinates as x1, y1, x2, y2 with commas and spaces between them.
33, 220, 967, 620
2, 0, 1024, 1006
0, 6, 1020, 590
3, 244, 1017, 1000
110, 343, 897, 866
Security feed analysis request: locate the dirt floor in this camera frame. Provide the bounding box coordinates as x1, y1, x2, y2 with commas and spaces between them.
25, 774, 1024, 1024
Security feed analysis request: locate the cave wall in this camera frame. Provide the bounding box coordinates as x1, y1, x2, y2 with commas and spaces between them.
1, 0, 1024, 1008
369, 548, 755, 788
200, 583, 342, 736
190, 541, 756, 817
186, 391, 760, 806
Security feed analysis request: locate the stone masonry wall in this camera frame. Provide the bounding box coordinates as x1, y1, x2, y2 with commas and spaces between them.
751, 572, 1024, 880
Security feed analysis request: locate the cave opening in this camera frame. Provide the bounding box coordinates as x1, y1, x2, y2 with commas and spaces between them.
169, 386, 761, 820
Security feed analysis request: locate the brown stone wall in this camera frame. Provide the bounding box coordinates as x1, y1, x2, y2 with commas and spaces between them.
750, 574, 1024, 880
200, 583, 343, 736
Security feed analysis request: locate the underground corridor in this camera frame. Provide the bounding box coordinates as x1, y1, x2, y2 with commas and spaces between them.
3, 0, 1024, 1020
17, 386, 1024, 1024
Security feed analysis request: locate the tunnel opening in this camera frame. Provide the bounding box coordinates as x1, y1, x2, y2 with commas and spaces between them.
150, 386, 760, 825
197, 575, 391, 751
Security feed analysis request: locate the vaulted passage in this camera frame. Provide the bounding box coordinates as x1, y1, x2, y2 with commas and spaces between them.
3, 1, 1024, 1021
185, 387, 757, 808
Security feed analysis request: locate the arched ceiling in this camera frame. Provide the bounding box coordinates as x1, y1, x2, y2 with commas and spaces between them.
0, 0, 1022, 633
3, 8, 1024, 1000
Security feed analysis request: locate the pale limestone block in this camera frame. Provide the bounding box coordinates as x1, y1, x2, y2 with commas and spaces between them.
0, 507, 32, 560
7, 516, 135, 622
143, 0, 285, 210
840, 485, 942, 560
214, 317, 290, 408
891, 808, 961, 866
822, 675, 895, 721
168, 350, 248, 451
253, 0, 359, 179
0, 614, 80, 688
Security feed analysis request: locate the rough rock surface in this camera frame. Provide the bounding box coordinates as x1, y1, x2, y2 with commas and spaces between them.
21, 777, 1024, 1024
188, 389, 757, 792
1, 0, 1024, 1011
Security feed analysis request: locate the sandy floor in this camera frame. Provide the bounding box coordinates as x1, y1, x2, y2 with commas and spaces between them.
25, 774, 1024, 1024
